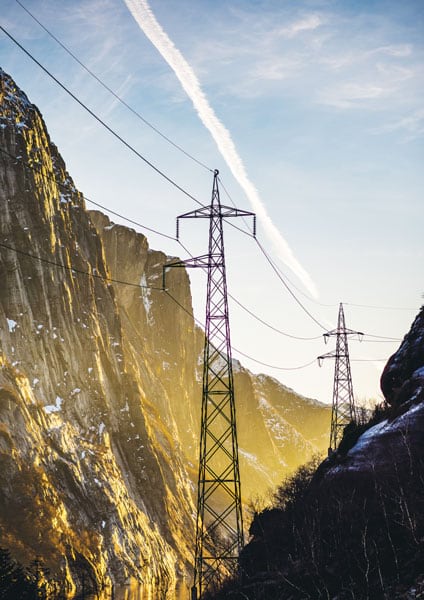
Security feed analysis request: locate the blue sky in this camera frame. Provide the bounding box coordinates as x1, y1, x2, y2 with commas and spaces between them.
1, 0, 423, 405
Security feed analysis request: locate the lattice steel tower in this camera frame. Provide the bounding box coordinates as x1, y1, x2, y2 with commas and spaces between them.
318, 303, 363, 453
164, 170, 255, 599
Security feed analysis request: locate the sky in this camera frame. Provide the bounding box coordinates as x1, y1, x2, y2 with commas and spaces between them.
1, 0, 423, 405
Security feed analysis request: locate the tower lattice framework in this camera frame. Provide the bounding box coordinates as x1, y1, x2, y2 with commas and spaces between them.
318, 303, 363, 453
164, 170, 255, 599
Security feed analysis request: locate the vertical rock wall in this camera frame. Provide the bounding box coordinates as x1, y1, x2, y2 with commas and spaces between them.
0, 68, 330, 593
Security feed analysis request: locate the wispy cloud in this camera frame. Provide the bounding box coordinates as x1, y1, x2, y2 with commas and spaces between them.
372, 108, 424, 139
123, 0, 318, 297
278, 14, 324, 38
318, 82, 388, 108
178, 5, 423, 132
251, 55, 303, 82
375, 44, 412, 58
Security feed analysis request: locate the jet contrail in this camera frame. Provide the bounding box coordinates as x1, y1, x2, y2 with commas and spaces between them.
123, 0, 318, 297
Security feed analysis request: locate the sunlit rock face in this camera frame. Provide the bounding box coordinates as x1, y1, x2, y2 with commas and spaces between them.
0, 67, 195, 593
0, 68, 330, 593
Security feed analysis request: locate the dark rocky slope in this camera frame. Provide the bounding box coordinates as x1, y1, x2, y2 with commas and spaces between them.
0, 68, 330, 595
210, 307, 424, 599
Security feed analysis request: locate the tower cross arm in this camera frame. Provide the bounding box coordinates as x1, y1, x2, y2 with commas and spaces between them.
323, 329, 364, 342
219, 205, 256, 219
177, 205, 256, 237
162, 255, 223, 289
177, 205, 254, 220
317, 350, 337, 366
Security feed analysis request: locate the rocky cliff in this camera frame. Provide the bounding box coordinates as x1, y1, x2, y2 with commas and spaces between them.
0, 68, 330, 595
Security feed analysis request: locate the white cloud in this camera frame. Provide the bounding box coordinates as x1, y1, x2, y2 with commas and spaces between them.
373, 108, 424, 138
375, 44, 412, 58
319, 82, 388, 108
278, 14, 324, 38
251, 55, 303, 82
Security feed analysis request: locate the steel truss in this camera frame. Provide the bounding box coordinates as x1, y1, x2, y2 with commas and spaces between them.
318, 303, 363, 453
164, 170, 255, 599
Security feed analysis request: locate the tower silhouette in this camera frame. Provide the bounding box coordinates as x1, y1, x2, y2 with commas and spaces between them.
164, 170, 255, 599
318, 303, 363, 453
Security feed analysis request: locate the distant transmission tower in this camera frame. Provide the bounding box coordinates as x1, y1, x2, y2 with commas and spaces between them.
164, 170, 255, 599
318, 303, 363, 454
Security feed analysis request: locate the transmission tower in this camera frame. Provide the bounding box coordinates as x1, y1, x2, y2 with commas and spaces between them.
164, 170, 255, 599
318, 303, 363, 454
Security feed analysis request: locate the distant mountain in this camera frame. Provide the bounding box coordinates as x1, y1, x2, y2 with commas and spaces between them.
0, 68, 330, 595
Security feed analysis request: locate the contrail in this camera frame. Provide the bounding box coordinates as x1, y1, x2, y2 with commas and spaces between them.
123, 0, 318, 297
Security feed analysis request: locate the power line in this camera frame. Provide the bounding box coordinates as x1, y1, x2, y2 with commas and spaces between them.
165, 290, 317, 370
353, 339, 401, 343
3, 23, 385, 336
233, 352, 318, 371
1, 146, 252, 260
1, 147, 406, 346
0, 146, 324, 342
169, 288, 388, 368
351, 358, 389, 362
0, 238, 393, 369
254, 237, 328, 331
14, 0, 213, 173
1, 24, 415, 342
218, 176, 333, 334
0, 147, 176, 242
0, 241, 162, 290
345, 302, 417, 311
219, 177, 341, 311
219, 180, 419, 315
362, 333, 403, 341
1, 26, 256, 243
228, 294, 322, 340
0, 23, 208, 209
0, 237, 320, 369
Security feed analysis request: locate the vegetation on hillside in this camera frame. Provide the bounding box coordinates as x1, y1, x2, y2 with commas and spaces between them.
0, 548, 47, 599
207, 407, 424, 600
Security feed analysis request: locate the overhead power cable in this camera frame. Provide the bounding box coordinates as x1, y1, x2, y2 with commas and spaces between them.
1, 147, 406, 346
345, 302, 417, 311
0, 238, 322, 370
0, 241, 162, 290
2, 147, 324, 341
218, 176, 332, 333
0, 234, 393, 368
352, 338, 401, 344
164, 290, 318, 371
14, 0, 213, 173
219, 175, 338, 308
219, 175, 419, 315
254, 237, 328, 331
351, 358, 388, 362
0, 26, 255, 242
0, 147, 176, 242
361, 333, 402, 341
0, 147, 321, 341
232, 351, 318, 371
228, 294, 322, 340
0, 24, 208, 209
